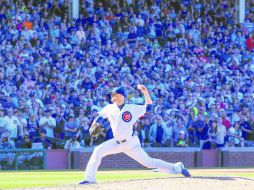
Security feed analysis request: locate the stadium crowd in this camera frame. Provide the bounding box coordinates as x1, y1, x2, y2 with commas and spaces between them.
0, 0, 254, 160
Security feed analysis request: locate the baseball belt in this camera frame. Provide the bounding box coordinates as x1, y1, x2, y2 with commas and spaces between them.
116, 139, 127, 144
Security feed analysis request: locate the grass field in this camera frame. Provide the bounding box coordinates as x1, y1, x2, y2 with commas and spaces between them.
0, 169, 254, 189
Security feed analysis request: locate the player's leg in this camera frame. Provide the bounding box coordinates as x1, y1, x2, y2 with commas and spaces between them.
124, 137, 190, 176
84, 138, 122, 183
124, 145, 177, 173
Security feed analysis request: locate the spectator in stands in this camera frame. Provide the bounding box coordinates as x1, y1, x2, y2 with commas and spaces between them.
15, 134, 39, 169
149, 115, 168, 147
20, 26, 33, 41
202, 120, 218, 149
173, 118, 189, 145
176, 130, 188, 147
227, 121, 244, 147
27, 92, 44, 109
0, 108, 7, 137
38, 109, 56, 138
231, 107, 241, 125
246, 34, 254, 51
162, 114, 173, 147
133, 122, 144, 146
190, 113, 204, 145
3, 94, 16, 109
22, 17, 33, 30
76, 25, 86, 43
34, 129, 51, 149
0, 129, 15, 148
17, 109, 27, 130
64, 135, 81, 150
220, 109, 231, 131
54, 105, 66, 139
196, 114, 210, 148
4, 107, 23, 141
130, 90, 144, 104
239, 113, 253, 146
36, 107, 45, 124
139, 116, 151, 145
215, 118, 227, 148
0, 129, 15, 167
16, 134, 32, 148
64, 114, 79, 140
26, 112, 40, 140
76, 116, 92, 147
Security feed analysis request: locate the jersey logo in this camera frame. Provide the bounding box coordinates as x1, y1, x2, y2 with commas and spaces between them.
122, 111, 132, 122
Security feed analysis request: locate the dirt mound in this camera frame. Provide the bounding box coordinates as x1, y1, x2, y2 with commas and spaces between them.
16, 176, 254, 190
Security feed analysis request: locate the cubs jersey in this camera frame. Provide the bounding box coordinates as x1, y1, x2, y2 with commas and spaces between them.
98, 103, 147, 140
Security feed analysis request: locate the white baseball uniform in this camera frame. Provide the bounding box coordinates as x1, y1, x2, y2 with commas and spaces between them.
85, 103, 184, 182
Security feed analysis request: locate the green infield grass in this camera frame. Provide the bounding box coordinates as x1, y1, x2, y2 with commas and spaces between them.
0, 169, 254, 189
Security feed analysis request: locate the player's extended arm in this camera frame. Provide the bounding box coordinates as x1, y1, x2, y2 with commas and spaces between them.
137, 84, 153, 105
92, 116, 104, 126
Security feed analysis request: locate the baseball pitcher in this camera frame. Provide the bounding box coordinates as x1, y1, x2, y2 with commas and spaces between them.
80, 85, 190, 184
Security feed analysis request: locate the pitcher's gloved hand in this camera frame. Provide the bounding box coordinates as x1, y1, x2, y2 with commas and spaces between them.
89, 122, 103, 138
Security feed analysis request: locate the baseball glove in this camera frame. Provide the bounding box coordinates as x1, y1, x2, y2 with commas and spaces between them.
89, 122, 103, 138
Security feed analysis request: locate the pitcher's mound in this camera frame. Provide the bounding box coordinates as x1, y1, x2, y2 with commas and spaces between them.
20, 176, 254, 190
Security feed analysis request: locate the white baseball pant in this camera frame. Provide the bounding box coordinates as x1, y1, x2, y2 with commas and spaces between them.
85, 135, 183, 182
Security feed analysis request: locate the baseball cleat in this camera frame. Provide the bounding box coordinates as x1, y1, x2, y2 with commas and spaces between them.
176, 162, 191, 177
179, 163, 191, 177
181, 168, 191, 177
175, 162, 191, 177
79, 180, 95, 185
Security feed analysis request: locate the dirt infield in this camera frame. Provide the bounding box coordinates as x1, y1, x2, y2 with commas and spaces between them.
16, 176, 254, 190
15, 169, 254, 190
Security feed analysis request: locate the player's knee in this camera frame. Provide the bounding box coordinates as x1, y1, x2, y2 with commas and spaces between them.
142, 158, 154, 168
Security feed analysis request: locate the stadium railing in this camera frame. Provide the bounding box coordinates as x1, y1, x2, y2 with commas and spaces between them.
0, 149, 46, 170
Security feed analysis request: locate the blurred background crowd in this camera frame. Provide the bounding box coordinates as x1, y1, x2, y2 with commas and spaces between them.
0, 0, 254, 155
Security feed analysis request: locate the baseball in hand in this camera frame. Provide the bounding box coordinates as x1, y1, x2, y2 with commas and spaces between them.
137, 84, 147, 92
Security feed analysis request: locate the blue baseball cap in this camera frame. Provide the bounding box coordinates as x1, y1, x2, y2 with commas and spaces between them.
110, 86, 126, 97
